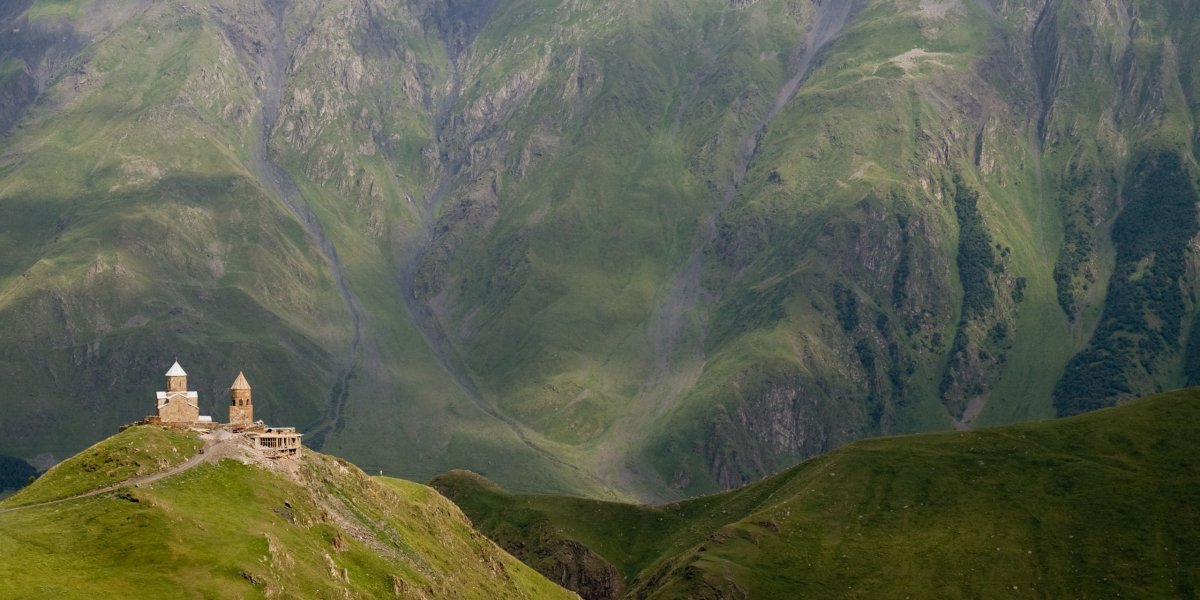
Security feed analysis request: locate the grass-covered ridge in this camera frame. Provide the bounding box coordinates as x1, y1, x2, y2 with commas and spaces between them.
4, 426, 201, 506
436, 389, 1200, 598
0, 426, 576, 599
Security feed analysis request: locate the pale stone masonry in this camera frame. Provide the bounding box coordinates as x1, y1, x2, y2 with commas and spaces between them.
153, 361, 204, 424
229, 371, 254, 426
141, 361, 301, 459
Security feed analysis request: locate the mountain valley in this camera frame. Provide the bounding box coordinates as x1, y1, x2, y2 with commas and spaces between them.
0, 0, 1198, 502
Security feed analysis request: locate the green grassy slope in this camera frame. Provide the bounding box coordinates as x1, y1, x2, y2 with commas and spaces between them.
0, 426, 577, 599
4, 426, 200, 506
0, 0, 606, 498
412, 0, 1200, 498
435, 389, 1200, 598
0, 0, 354, 462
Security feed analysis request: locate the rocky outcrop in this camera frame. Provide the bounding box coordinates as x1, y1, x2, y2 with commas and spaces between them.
0, 65, 36, 134
522, 538, 624, 600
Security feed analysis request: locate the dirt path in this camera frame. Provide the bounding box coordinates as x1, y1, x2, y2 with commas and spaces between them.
0, 436, 231, 515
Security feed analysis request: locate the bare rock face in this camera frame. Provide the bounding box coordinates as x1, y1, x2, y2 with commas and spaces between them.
533, 538, 624, 600
0, 66, 36, 133
692, 363, 867, 491
0, 11, 87, 134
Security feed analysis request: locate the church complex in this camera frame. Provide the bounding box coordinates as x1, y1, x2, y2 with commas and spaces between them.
143, 361, 303, 459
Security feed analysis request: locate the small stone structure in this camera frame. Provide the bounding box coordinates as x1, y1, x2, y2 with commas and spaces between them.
141, 360, 302, 460
248, 427, 303, 459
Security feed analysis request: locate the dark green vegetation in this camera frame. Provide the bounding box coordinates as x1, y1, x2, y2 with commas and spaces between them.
0, 455, 36, 494
1, 0, 1199, 500
1054, 152, 1200, 415
432, 470, 629, 599
0, 426, 576, 599
950, 177, 997, 319
436, 390, 1200, 599
938, 175, 1016, 421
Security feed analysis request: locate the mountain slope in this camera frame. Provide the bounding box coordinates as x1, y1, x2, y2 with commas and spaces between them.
0, 0, 606, 498
434, 389, 1200, 598
0, 425, 578, 599
1, 0, 1199, 500
404, 0, 1200, 496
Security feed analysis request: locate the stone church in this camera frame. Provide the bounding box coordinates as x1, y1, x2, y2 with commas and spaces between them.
154, 361, 209, 424
144, 360, 302, 458
149, 361, 249, 428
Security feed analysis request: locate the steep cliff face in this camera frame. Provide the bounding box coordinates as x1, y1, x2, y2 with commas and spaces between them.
0, 0, 1197, 500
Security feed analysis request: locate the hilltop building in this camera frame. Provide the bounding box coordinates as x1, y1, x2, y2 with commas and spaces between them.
153, 361, 211, 425
229, 371, 253, 426
227, 371, 303, 458
141, 361, 301, 459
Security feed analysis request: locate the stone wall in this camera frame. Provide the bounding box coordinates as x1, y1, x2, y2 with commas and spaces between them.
159, 395, 199, 423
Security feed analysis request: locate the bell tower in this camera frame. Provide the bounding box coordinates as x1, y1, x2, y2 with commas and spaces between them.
165, 360, 187, 392
230, 371, 253, 425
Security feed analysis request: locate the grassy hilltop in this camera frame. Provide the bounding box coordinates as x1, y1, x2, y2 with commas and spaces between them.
0, 426, 576, 599
434, 389, 1200, 598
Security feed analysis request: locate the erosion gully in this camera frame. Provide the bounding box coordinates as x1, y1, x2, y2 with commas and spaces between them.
394, 8, 607, 492
620, 0, 859, 499
238, 0, 363, 449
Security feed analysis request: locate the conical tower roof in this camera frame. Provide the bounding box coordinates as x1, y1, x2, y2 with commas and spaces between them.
231, 371, 252, 390
165, 361, 187, 377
